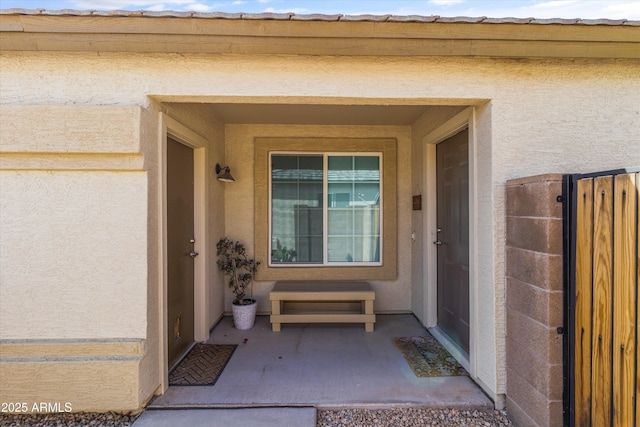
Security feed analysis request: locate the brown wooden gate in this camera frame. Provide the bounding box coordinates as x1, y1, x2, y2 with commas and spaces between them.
566, 169, 639, 426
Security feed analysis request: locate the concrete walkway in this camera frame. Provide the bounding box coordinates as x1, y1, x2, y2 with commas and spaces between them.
148, 314, 491, 410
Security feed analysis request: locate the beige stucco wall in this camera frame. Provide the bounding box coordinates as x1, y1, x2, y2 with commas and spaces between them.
0, 109, 148, 339
0, 170, 147, 338
137, 104, 162, 405
1, 50, 638, 411
0, 104, 154, 411
0, 341, 147, 412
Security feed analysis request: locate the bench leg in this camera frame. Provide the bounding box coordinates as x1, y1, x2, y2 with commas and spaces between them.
364, 299, 374, 332
271, 299, 281, 332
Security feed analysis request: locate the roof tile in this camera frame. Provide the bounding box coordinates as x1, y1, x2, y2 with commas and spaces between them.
530, 17, 580, 25
0, 8, 31, 14
290, 13, 342, 21
35, 9, 89, 16
91, 9, 144, 16
483, 17, 533, 24
194, 12, 242, 19
142, 10, 194, 18
387, 15, 439, 23
578, 18, 627, 25
340, 14, 390, 22
241, 12, 292, 20
437, 16, 486, 23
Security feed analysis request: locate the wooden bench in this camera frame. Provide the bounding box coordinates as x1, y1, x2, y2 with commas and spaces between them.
269, 281, 375, 332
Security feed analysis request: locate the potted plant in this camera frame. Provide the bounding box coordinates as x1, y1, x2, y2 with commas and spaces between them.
216, 237, 261, 330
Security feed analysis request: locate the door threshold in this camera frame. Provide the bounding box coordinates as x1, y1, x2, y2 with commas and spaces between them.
168, 341, 197, 374
428, 326, 470, 373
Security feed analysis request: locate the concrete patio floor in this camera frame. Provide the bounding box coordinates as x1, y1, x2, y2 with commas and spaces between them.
149, 314, 492, 410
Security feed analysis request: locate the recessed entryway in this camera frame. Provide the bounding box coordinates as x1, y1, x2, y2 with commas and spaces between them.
422, 107, 476, 378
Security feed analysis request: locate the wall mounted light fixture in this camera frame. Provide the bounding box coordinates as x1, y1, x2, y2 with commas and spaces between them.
215, 163, 235, 182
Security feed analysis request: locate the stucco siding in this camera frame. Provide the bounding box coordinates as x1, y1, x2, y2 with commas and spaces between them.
2, 54, 636, 175
0, 340, 146, 412
491, 61, 640, 178
0, 171, 147, 339
0, 105, 142, 153
0, 102, 156, 411
472, 103, 500, 398
0, 351, 142, 412
138, 105, 162, 401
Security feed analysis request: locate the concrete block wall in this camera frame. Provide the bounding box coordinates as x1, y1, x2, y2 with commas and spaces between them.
505, 174, 564, 426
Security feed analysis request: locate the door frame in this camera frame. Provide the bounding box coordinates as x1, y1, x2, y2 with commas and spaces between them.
159, 114, 208, 391
422, 107, 477, 375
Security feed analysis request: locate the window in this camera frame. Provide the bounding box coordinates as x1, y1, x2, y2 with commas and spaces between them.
270, 153, 382, 266
254, 137, 397, 281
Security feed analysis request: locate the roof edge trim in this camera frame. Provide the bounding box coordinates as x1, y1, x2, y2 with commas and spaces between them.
1, 8, 638, 26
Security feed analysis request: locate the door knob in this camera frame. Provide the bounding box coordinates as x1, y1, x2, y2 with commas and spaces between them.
433, 240, 442, 245
189, 251, 199, 257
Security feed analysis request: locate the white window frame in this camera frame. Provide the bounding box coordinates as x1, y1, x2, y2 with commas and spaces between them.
268, 151, 383, 267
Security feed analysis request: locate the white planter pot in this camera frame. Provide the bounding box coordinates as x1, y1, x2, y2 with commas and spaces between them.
231, 299, 257, 330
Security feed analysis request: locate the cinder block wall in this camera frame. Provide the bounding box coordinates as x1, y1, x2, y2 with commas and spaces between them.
505, 174, 564, 426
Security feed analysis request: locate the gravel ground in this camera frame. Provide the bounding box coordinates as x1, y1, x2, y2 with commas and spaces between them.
0, 412, 139, 427
1, 408, 512, 426
317, 408, 513, 426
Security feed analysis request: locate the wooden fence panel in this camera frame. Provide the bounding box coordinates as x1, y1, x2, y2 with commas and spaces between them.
590, 175, 614, 427
572, 171, 639, 426
575, 177, 594, 427
633, 173, 640, 426
613, 173, 637, 426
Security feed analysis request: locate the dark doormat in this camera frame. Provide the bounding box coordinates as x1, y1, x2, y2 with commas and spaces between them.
169, 343, 237, 386
393, 333, 468, 377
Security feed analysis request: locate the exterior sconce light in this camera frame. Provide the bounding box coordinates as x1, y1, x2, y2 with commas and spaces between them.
215, 163, 235, 182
